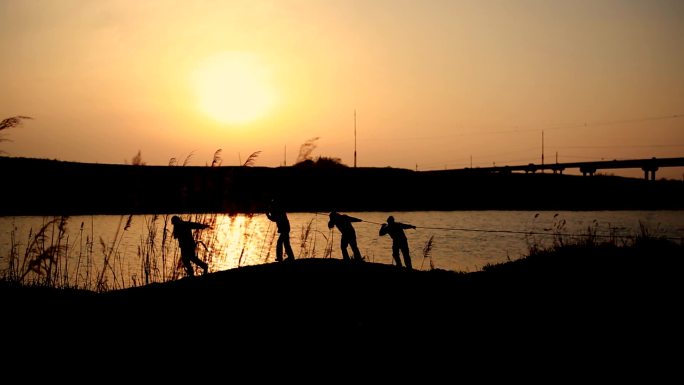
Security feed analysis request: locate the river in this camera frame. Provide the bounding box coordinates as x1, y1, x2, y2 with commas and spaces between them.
1, 210, 682, 290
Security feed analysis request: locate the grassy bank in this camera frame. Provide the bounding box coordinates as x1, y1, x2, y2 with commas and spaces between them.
3, 236, 682, 347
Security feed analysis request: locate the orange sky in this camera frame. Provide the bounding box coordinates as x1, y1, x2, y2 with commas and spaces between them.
1, 0, 683, 179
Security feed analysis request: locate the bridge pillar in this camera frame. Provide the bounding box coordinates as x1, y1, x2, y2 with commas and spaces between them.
642, 166, 659, 181
580, 167, 596, 177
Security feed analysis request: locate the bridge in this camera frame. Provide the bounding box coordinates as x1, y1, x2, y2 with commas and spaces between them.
462, 157, 684, 180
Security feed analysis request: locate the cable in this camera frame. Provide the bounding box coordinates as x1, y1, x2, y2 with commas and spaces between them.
315, 214, 683, 242
360, 219, 383, 225
363, 113, 684, 142
412, 224, 683, 241
355, 217, 682, 241
544, 113, 684, 132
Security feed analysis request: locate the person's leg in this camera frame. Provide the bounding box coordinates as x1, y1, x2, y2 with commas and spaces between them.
276, 235, 284, 262
400, 243, 412, 270
181, 249, 194, 276
340, 237, 351, 260
283, 233, 295, 260
349, 237, 363, 261
392, 243, 402, 267
190, 253, 209, 274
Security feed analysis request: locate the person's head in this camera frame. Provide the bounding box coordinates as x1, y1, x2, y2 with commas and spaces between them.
387, 216, 395, 224
171, 215, 181, 225
329, 211, 338, 220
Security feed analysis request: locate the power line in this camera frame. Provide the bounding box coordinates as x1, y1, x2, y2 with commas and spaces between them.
363, 113, 684, 142
354, 219, 682, 241
553, 144, 684, 150
354, 109, 357, 168
364, 112, 684, 170
543, 113, 684, 132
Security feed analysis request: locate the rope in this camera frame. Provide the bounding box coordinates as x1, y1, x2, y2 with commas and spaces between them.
360, 219, 384, 225
314, 213, 683, 242
414, 224, 683, 241
357, 219, 682, 241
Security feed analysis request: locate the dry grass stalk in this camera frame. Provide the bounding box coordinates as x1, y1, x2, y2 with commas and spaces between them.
420, 235, 435, 270
242, 150, 261, 167
211, 149, 223, 167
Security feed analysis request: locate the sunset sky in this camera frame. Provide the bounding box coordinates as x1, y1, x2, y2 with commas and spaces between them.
1, 0, 683, 178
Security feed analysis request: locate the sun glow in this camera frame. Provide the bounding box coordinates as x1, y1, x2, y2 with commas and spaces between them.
192, 52, 277, 125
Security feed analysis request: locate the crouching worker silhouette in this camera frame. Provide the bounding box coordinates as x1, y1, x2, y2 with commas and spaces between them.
379, 216, 416, 270
171, 215, 210, 277
266, 200, 295, 262
328, 211, 364, 262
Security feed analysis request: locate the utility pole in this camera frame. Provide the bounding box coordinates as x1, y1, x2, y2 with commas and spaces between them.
354, 109, 357, 168
541, 130, 545, 172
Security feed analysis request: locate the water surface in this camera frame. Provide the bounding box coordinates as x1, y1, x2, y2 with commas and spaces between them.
1, 210, 682, 289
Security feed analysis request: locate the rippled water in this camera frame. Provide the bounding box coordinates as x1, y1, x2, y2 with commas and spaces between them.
1, 211, 682, 289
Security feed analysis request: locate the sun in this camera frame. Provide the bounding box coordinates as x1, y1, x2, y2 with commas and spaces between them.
192, 52, 277, 125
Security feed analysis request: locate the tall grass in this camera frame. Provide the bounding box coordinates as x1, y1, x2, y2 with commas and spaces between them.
420, 235, 435, 271
236, 214, 255, 267
0, 214, 161, 291
262, 224, 277, 263
137, 215, 160, 286
95, 215, 133, 291
524, 213, 672, 257
3, 216, 99, 290
14, 217, 71, 287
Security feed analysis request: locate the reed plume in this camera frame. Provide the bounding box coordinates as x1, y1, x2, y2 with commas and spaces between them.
0, 116, 32, 150
296, 137, 319, 163
182, 151, 195, 166
242, 150, 261, 167
420, 235, 435, 270
211, 149, 223, 167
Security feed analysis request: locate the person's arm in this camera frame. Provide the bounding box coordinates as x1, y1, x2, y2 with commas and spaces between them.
328, 219, 334, 229
379, 223, 388, 236
400, 222, 416, 230
188, 221, 209, 230
348, 216, 362, 223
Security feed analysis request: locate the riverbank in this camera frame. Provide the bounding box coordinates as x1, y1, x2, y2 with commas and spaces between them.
2, 156, 683, 215
3, 238, 682, 353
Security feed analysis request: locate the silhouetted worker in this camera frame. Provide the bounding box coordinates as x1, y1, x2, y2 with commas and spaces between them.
171, 215, 210, 277
266, 200, 295, 262
327, 211, 363, 262
379, 216, 416, 269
